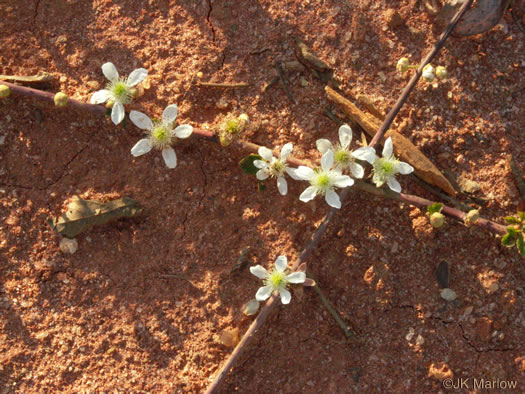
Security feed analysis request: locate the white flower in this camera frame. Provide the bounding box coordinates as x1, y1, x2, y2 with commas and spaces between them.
316, 124, 376, 178
90, 62, 147, 125
130, 104, 193, 169
295, 150, 354, 209
422, 64, 435, 82
253, 143, 299, 195
372, 137, 414, 193
250, 255, 306, 305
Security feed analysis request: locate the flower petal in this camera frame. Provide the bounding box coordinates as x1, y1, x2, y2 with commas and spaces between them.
338, 124, 352, 148
299, 186, 317, 202
279, 288, 292, 304
174, 124, 193, 139
382, 137, 393, 158
111, 102, 125, 125
286, 272, 306, 284
333, 175, 354, 188
397, 161, 414, 175
255, 285, 273, 301
131, 138, 153, 157
285, 167, 301, 180
129, 110, 153, 130
250, 265, 269, 279
127, 68, 148, 86
321, 150, 334, 171
253, 160, 268, 169
349, 162, 364, 179
162, 104, 178, 124
90, 89, 112, 104
275, 255, 288, 272
294, 166, 315, 181
258, 146, 273, 162
277, 176, 287, 195
351, 146, 376, 164
280, 142, 293, 160
387, 177, 401, 193
162, 147, 177, 169
102, 62, 118, 82
256, 169, 269, 180
325, 189, 341, 209
316, 138, 333, 154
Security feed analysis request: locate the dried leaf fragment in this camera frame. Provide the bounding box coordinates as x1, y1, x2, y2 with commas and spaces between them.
49, 196, 142, 238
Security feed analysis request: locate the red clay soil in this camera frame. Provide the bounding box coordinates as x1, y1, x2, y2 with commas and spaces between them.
1, 0, 525, 392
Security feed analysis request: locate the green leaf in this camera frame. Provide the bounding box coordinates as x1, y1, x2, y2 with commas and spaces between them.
257, 181, 266, 192
105, 107, 112, 117
502, 227, 519, 247
518, 211, 525, 222
427, 203, 443, 215
239, 154, 262, 175
517, 234, 525, 257
505, 215, 521, 225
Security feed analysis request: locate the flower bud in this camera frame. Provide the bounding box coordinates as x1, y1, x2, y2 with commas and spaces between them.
219, 133, 232, 147
422, 64, 435, 82
396, 57, 410, 73
105, 99, 115, 109
435, 66, 448, 80
464, 209, 479, 227
53, 92, 68, 107
430, 212, 445, 228
0, 84, 10, 98
242, 299, 260, 316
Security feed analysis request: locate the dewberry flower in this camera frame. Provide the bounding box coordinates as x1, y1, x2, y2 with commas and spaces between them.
250, 255, 306, 305
372, 137, 414, 193
316, 124, 376, 178
90, 62, 147, 125
295, 150, 354, 209
253, 143, 299, 195
130, 104, 192, 169
422, 64, 435, 82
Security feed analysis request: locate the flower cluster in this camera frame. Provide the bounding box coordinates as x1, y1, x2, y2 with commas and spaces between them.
254, 125, 413, 208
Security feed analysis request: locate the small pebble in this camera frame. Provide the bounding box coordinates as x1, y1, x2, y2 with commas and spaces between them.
216, 98, 228, 110
440, 288, 457, 301
487, 282, 499, 294
59, 238, 78, 254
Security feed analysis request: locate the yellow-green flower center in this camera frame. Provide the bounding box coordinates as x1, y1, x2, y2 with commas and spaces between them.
313, 173, 331, 189
107, 78, 133, 104
334, 149, 350, 164
267, 271, 287, 290
152, 125, 169, 143
379, 158, 395, 176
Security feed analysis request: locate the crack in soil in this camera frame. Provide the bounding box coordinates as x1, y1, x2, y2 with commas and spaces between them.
1, 145, 88, 191
32, 0, 41, 28
391, 304, 518, 354
206, 0, 216, 42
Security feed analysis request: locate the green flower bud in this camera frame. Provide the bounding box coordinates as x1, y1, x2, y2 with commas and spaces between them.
430, 212, 445, 228
464, 209, 479, 227
0, 84, 11, 98
53, 92, 68, 107
396, 57, 410, 73
435, 66, 448, 80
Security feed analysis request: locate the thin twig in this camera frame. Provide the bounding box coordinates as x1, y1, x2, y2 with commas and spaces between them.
197, 81, 249, 88
307, 272, 357, 339
262, 75, 280, 92
368, 0, 474, 148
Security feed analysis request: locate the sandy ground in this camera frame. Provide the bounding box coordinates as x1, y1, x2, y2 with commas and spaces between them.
1, 0, 525, 392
